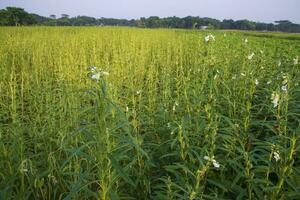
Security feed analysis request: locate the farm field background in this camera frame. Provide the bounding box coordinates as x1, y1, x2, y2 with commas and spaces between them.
0, 27, 299, 199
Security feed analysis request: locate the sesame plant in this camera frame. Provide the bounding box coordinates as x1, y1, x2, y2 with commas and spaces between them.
0, 27, 299, 200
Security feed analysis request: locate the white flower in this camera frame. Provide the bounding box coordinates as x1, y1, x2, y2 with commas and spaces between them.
248, 52, 255, 60
204, 34, 215, 43
125, 106, 129, 112
293, 57, 298, 65
172, 105, 176, 111
90, 66, 97, 72
212, 160, 220, 169
204, 156, 210, 161
271, 92, 280, 108
136, 90, 142, 95
89, 67, 109, 81
255, 79, 259, 85
91, 73, 101, 81
245, 38, 248, 43
241, 72, 246, 76
273, 151, 280, 162
278, 61, 282, 67
281, 85, 287, 92
204, 156, 220, 169
205, 35, 209, 42
267, 80, 272, 85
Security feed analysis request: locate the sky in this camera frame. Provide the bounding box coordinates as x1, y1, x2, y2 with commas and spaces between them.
0, 0, 300, 23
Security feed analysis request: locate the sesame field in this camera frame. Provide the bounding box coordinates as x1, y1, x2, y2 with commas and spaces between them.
0, 27, 300, 199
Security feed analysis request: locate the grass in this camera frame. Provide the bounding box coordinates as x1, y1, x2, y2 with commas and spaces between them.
0, 27, 299, 199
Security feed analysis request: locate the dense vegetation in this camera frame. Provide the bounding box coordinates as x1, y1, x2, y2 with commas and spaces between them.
1, 7, 300, 33
0, 27, 299, 199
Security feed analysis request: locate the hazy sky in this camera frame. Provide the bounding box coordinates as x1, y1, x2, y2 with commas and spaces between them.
1, 0, 300, 23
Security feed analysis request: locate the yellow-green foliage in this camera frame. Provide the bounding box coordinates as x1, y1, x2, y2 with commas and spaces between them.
0, 27, 299, 199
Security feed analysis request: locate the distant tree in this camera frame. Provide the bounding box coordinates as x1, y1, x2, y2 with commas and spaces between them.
1, 6, 300, 33
71, 16, 97, 26
138, 17, 146, 27
166, 16, 184, 28
128, 19, 137, 26
0, 9, 8, 25
221, 19, 235, 29
274, 20, 300, 32
201, 18, 221, 28
61, 14, 69, 18
255, 22, 268, 31
266, 23, 276, 31
145, 16, 161, 28
234, 20, 256, 30
0, 7, 36, 26
31, 14, 50, 25
49, 14, 56, 19
183, 16, 199, 29
56, 18, 71, 26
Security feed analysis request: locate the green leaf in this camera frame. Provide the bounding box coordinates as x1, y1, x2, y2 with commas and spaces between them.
108, 154, 135, 187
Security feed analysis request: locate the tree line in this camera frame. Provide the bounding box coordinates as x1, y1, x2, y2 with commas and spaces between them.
1, 7, 300, 33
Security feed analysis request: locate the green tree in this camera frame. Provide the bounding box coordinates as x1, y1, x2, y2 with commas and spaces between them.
144, 16, 162, 28
221, 19, 235, 29
61, 14, 69, 18
0, 9, 8, 25
0, 7, 36, 26
71, 16, 97, 26
275, 20, 300, 32
50, 14, 56, 19
235, 20, 256, 30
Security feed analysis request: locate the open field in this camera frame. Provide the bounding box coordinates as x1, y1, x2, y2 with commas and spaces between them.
0, 27, 299, 199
